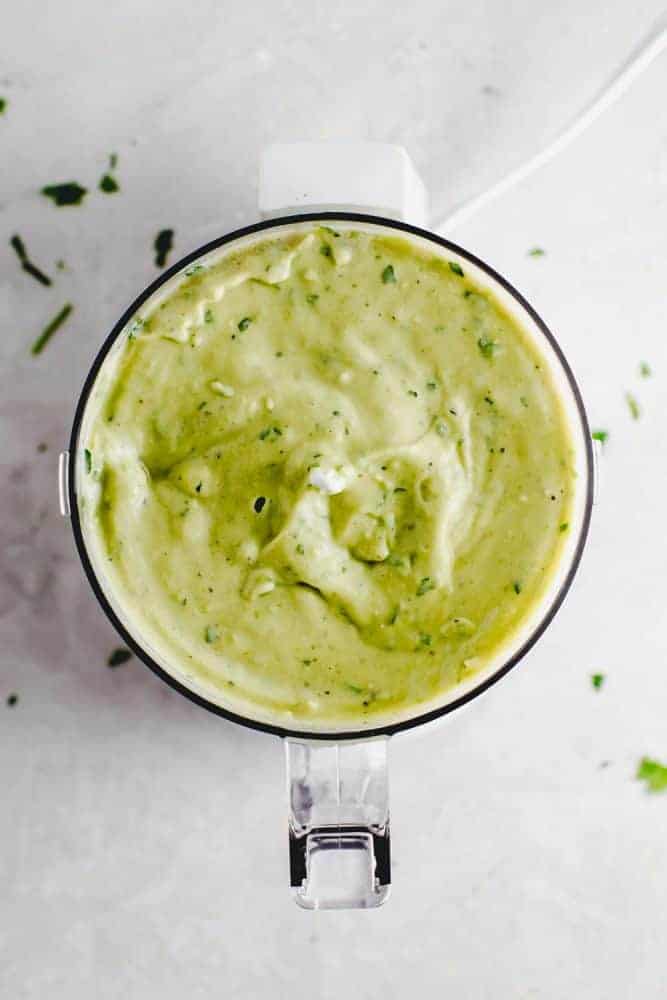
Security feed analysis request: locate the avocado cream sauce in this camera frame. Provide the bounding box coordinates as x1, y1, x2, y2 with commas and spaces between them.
82, 225, 574, 725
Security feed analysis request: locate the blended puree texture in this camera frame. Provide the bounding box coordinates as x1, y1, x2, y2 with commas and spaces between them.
82, 225, 574, 727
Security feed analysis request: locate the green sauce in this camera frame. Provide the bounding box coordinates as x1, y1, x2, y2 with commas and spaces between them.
81, 225, 575, 729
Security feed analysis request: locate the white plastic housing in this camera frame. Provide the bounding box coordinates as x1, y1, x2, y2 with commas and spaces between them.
258, 142, 428, 226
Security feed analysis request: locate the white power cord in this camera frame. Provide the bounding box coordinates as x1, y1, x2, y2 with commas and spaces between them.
434, 18, 667, 233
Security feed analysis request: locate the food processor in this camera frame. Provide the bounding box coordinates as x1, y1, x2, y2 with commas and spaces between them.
59, 142, 595, 909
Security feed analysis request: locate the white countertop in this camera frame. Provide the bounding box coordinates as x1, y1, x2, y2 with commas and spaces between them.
1, 2, 666, 997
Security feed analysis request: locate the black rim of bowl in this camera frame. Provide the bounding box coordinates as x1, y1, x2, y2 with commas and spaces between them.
68, 211, 595, 741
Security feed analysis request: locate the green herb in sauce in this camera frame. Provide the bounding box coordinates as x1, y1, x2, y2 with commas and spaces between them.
258, 426, 282, 441
477, 335, 496, 358
591, 673, 605, 689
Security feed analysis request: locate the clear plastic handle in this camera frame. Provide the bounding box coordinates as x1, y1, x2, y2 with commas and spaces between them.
286, 737, 390, 909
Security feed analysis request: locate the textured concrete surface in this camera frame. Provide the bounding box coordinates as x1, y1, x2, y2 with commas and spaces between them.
1, 1, 666, 997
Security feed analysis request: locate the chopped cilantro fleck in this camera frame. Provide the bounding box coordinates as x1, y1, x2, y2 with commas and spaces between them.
478, 335, 496, 358
109, 153, 118, 169
626, 393, 640, 420
407, 389, 418, 398
592, 429, 608, 445
204, 308, 214, 323
345, 683, 364, 694
0, 98, 6, 115
513, 581, 522, 594
393, 486, 407, 493
417, 577, 435, 596
84, 448, 92, 473
195, 482, 203, 493
306, 293, 319, 305
10, 234, 52, 286
238, 316, 252, 331
296, 543, 305, 555
31, 303, 73, 355
520, 395, 528, 407
99, 173, 119, 194
258, 426, 282, 441
320, 243, 334, 260
205, 626, 218, 644
253, 496, 266, 513
559, 522, 569, 533
636, 757, 667, 793
639, 361, 652, 378
419, 632, 432, 646
427, 380, 437, 391
107, 648, 132, 667
449, 261, 464, 276
591, 673, 605, 689
528, 247, 545, 257
381, 264, 396, 284
154, 229, 174, 268
6, 693, 18, 707
41, 182, 87, 206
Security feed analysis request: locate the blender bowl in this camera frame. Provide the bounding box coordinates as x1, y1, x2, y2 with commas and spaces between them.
59, 145, 594, 908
